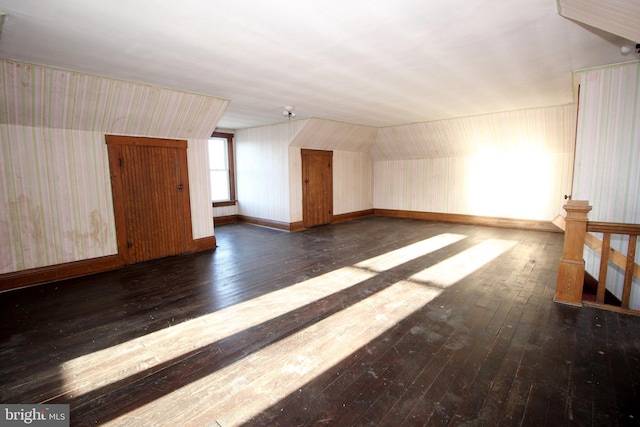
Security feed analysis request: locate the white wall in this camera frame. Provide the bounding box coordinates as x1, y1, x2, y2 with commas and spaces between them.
333, 151, 373, 216
236, 119, 376, 224
235, 121, 307, 223
572, 61, 640, 308
187, 138, 215, 239
373, 105, 576, 221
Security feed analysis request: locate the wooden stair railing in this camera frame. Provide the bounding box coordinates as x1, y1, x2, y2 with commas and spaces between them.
555, 200, 592, 306
554, 200, 640, 315
587, 221, 640, 312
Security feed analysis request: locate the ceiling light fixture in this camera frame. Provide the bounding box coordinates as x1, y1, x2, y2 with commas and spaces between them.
621, 44, 640, 55
283, 106, 296, 119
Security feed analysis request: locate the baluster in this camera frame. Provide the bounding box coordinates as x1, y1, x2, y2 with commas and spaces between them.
621, 235, 638, 310
596, 233, 611, 304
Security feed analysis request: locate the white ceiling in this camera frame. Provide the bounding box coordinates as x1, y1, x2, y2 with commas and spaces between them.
0, 0, 635, 129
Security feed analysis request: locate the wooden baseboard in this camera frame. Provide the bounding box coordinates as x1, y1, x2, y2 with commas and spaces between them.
193, 236, 217, 251
374, 209, 560, 232
237, 215, 301, 232
1, 236, 218, 292
236, 210, 373, 232
333, 209, 375, 223
214, 215, 238, 226
289, 221, 305, 232
0, 255, 123, 292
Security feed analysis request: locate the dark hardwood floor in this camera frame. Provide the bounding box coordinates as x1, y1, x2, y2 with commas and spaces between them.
1, 217, 640, 426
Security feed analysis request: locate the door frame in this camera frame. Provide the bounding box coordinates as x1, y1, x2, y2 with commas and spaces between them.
301, 149, 333, 228
106, 135, 195, 264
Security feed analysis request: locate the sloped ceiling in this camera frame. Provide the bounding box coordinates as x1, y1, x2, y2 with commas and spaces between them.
0, 60, 229, 139
0, 0, 635, 129
558, 0, 640, 43
289, 119, 378, 152
372, 105, 576, 161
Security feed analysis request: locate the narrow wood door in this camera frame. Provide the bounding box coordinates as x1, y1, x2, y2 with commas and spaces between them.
106, 136, 193, 264
302, 149, 333, 228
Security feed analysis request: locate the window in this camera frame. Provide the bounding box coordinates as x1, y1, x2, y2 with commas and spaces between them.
208, 132, 235, 206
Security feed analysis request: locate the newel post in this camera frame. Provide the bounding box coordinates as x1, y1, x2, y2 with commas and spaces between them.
555, 200, 592, 306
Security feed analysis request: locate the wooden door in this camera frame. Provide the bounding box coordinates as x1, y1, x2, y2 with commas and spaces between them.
302, 149, 333, 228
106, 135, 193, 264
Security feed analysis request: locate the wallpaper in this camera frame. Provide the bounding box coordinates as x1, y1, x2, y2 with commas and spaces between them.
236, 119, 375, 223
332, 151, 373, 216
187, 138, 215, 239
0, 125, 116, 273
373, 105, 576, 220
0, 60, 228, 273
236, 121, 308, 223
0, 60, 229, 138
557, 0, 640, 43
572, 61, 640, 308
290, 118, 377, 152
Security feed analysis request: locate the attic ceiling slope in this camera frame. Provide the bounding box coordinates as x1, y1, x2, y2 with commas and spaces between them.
0, 60, 229, 139
0, 0, 630, 129
289, 118, 378, 152
372, 105, 577, 161
558, 0, 640, 43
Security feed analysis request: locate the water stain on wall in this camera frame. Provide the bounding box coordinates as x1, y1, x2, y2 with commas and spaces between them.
6, 194, 47, 271
63, 210, 110, 257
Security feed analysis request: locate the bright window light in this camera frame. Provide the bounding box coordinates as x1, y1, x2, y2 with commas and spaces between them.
209, 137, 230, 202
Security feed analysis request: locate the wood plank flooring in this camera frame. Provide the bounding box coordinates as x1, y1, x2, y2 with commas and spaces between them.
1, 217, 640, 426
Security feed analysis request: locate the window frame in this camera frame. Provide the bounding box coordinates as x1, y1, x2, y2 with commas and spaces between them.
209, 131, 236, 207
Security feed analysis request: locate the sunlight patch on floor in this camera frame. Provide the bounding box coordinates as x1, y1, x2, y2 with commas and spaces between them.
101, 237, 514, 426
60, 266, 374, 396
354, 233, 467, 272
105, 280, 442, 426
410, 238, 516, 287
60, 233, 464, 398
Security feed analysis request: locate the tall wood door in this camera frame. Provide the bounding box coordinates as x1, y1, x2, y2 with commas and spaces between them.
106, 135, 194, 264
302, 149, 333, 228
